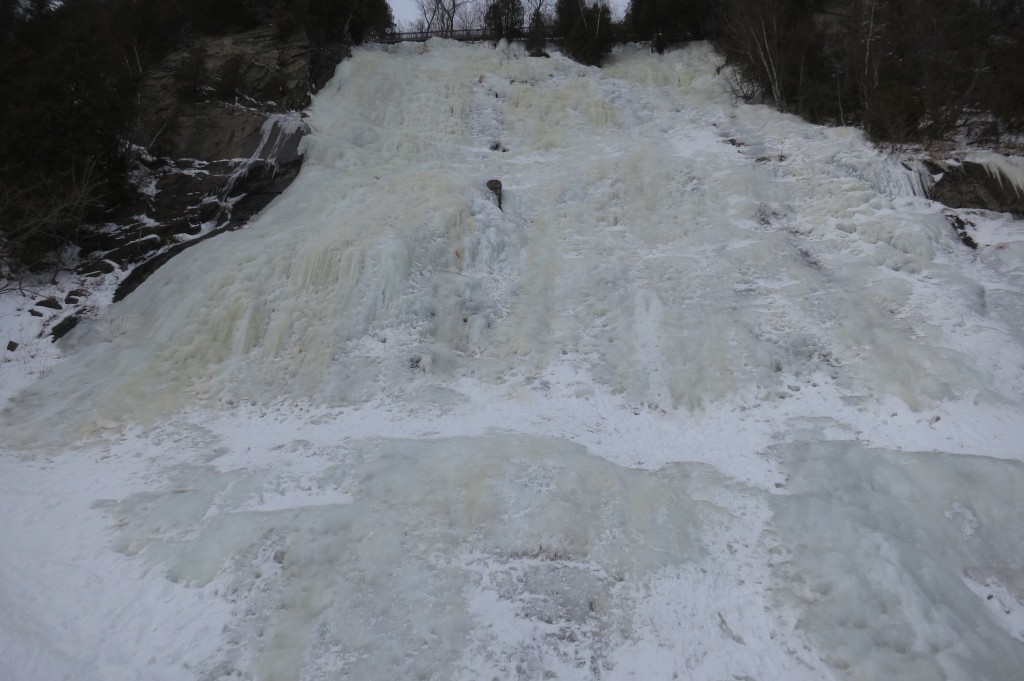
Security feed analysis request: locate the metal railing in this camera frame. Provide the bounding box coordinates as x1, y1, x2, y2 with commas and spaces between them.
373, 29, 623, 47
375, 28, 501, 44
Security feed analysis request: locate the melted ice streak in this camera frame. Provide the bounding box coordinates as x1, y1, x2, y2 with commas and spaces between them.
3, 40, 1024, 681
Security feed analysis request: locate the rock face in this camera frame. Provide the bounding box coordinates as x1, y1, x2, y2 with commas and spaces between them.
487, 179, 503, 210
135, 27, 313, 160
925, 159, 1024, 216
79, 27, 349, 301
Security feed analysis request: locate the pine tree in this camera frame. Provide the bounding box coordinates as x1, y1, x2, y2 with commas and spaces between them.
525, 7, 548, 56
484, 0, 525, 43
629, 0, 708, 53
555, 0, 614, 66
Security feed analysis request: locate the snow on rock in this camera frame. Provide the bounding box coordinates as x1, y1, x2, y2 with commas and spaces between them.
923, 152, 1024, 215
966, 151, 1024, 199
2, 40, 1024, 681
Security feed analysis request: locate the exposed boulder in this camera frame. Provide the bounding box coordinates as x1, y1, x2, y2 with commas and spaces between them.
77, 259, 116, 277
487, 179, 503, 210
50, 315, 81, 341
924, 159, 1024, 216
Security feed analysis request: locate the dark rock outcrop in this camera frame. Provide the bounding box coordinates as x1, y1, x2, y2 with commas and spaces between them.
135, 27, 313, 158
925, 159, 1024, 216
132, 26, 314, 228
50, 315, 81, 341
944, 213, 979, 249
81, 27, 343, 301
114, 221, 238, 303
487, 179, 503, 210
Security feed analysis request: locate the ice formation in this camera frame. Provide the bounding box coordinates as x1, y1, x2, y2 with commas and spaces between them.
2, 39, 1023, 681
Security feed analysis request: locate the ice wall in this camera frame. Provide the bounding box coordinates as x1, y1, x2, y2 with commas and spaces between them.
7, 40, 1017, 441
3, 39, 1024, 681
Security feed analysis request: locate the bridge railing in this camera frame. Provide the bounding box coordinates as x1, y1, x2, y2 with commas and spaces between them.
376, 28, 501, 44
372, 29, 622, 47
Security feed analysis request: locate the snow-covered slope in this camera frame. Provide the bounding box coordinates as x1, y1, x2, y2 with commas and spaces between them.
2, 39, 1023, 681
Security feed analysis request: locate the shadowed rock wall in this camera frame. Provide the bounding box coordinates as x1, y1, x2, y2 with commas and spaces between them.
925, 159, 1024, 216
78, 28, 348, 302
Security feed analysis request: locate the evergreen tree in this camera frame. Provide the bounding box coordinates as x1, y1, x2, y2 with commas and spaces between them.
525, 7, 548, 56
628, 0, 709, 53
0, 0, 395, 273
555, 0, 614, 66
0, 0, 19, 44
485, 0, 525, 43
983, 3, 1024, 132
1, 0, 137, 270
553, 0, 578, 40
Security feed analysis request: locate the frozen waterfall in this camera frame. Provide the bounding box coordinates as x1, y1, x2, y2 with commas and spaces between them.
2, 39, 1023, 681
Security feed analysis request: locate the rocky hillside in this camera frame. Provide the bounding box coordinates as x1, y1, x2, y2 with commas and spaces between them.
76, 28, 350, 305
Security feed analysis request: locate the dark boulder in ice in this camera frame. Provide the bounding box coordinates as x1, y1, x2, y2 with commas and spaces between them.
487, 179, 503, 210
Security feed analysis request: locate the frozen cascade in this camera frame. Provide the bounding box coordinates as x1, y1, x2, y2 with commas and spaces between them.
2, 40, 1024, 681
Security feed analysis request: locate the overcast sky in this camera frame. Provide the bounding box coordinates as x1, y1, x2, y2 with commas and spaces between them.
388, 0, 630, 30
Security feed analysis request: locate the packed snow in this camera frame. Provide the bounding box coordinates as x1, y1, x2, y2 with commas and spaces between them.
2, 39, 1023, 681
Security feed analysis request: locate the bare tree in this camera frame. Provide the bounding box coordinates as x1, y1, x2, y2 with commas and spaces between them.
524, 0, 549, 17
718, 1, 787, 110
456, 0, 487, 31
717, 0, 820, 113
415, 0, 476, 35
0, 158, 104, 283
414, 0, 441, 31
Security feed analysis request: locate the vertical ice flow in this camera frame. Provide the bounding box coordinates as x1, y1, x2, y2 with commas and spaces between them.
2, 39, 1024, 681
9, 40, 1019, 433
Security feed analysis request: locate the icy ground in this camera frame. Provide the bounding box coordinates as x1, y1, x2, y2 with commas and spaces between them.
2, 39, 1024, 681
